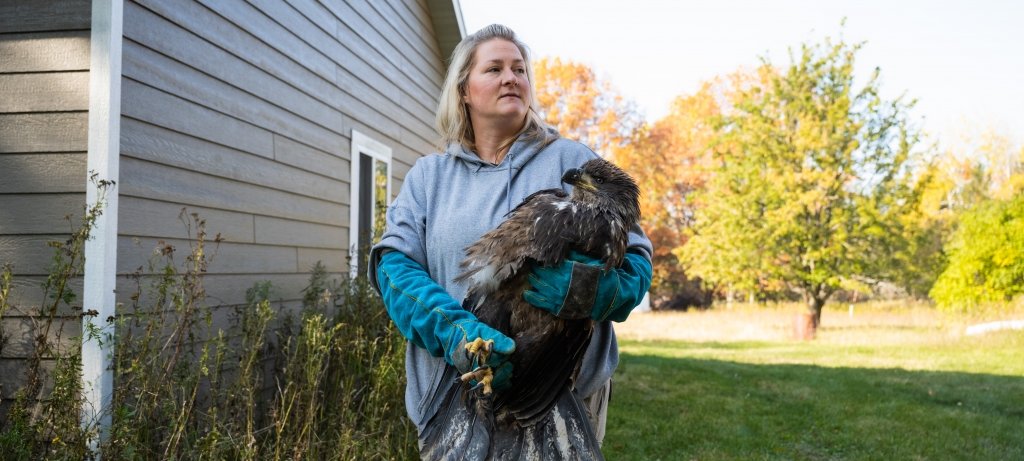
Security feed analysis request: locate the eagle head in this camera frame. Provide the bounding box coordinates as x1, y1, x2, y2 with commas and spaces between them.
561, 158, 641, 226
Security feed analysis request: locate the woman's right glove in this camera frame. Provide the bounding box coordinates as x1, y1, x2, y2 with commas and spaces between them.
376, 251, 515, 391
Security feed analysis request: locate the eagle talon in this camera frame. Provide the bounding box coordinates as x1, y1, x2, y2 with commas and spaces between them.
460, 337, 499, 394
464, 338, 494, 363
460, 367, 495, 395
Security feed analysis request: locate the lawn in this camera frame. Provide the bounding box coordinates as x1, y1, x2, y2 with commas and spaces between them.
604, 303, 1024, 460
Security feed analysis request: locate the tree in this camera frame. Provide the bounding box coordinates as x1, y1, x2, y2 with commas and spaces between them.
616, 70, 764, 307
678, 36, 926, 326
893, 129, 1024, 299
930, 192, 1024, 310
888, 162, 953, 298
532, 57, 643, 157
924, 130, 1024, 309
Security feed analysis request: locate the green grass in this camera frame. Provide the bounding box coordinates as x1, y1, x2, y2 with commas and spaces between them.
605, 330, 1024, 460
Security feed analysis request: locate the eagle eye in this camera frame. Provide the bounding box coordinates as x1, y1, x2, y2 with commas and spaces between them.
594, 176, 605, 184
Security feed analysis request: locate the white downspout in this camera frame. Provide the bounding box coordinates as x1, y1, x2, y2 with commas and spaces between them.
82, 0, 122, 453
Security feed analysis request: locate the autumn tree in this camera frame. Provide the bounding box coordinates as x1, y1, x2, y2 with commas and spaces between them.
679, 36, 927, 326
533, 57, 643, 157
938, 128, 1024, 206
616, 70, 764, 307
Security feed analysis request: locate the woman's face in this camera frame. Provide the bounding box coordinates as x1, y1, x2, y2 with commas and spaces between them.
463, 39, 530, 126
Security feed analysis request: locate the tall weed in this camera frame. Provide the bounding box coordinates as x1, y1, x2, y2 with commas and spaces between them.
0, 183, 414, 459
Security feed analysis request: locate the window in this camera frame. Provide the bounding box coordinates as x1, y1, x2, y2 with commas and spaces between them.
348, 130, 392, 276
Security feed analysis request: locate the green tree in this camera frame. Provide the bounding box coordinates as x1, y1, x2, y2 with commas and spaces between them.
679, 36, 925, 325
895, 129, 1024, 299
889, 162, 953, 298
616, 70, 768, 307
930, 192, 1024, 310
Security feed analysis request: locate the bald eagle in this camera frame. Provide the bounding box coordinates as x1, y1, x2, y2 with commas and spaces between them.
420, 158, 641, 460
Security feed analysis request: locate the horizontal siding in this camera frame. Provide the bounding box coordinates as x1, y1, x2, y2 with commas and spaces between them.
354, 0, 444, 86
315, 0, 441, 101
118, 196, 257, 243
0, 153, 87, 193
273, 134, 351, 183
0, 2, 91, 399
121, 79, 275, 158
380, 0, 444, 69
0, 31, 90, 72
1, 318, 80, 358
196, 0, 438, 146
120, 118, 347, 204
122, 39, 347, 156
0, 235, 64, 275
0, 0, 90, 34
0, 276, 84, 317
0, 112, 89, 153
0, 359, 56, 399
0, 194, 84, 234
116, 0, 447, 308
117, 236, 300, 275
0, 72, 90, 112
116, 274, 314, 308
254, 216, 346, 249
298, 248, 348, 273
261, 0, 439, 116
119, 157, 347, 227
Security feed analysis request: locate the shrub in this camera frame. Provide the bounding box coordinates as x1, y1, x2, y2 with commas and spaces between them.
930, 192, 1024, 311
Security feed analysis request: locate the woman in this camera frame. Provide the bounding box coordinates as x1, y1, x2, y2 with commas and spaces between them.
369, 24, 652, 458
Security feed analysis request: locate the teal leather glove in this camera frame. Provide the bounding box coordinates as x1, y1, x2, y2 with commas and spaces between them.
377, 251, 514, 389
524, 250, 652, 322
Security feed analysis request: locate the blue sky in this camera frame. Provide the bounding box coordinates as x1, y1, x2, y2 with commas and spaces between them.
459, 0, 1024, 151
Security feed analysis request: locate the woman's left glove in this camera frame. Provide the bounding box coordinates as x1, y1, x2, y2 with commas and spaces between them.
523, 250, 652, 322
377, 251, 515, 391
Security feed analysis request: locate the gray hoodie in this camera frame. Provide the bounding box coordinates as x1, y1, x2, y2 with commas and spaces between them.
369, 133, 653, 431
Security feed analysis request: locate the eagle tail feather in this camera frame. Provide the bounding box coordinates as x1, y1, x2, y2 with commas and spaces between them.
419, 371, 492, 461
420, 374, 605, 460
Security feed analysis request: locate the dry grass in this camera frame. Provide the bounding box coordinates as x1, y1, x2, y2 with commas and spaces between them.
617, 300, 1024, 346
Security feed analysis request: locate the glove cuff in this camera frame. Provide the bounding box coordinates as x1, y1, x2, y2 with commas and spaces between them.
557, 262, 602, 319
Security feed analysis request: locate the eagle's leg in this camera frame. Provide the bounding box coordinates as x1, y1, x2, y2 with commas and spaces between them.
459, 338, 496, 395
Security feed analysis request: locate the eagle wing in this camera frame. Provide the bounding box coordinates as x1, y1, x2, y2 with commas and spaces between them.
454, 188, 573, 302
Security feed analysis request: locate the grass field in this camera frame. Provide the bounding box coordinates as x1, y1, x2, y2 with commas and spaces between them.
604, 303, 1024, 460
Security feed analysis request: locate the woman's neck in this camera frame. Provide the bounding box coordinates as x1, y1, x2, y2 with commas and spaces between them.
471, 116, 525, 164
474, 134, 511, 164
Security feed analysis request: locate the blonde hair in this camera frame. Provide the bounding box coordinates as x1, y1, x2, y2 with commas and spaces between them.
436, 24, 556, 153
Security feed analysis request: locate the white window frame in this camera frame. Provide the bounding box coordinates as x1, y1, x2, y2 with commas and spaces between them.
348, 130, 393, 275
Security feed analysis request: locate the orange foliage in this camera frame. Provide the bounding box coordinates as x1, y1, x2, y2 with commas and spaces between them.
532, 57, 642, 157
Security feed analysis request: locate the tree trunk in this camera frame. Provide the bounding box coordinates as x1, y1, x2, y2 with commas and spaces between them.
809, 296, 825, 328
794, 292, 827, 340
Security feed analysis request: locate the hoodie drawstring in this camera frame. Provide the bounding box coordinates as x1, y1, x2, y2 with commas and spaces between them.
506, 151, 514, 213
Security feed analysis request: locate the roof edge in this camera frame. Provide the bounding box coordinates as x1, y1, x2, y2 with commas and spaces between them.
427, 0, 465, 66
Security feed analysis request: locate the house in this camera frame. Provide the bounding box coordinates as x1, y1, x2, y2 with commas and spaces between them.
0, 0, 463, 425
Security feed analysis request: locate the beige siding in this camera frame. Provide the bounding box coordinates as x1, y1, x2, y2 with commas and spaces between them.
0, 0, 92, 414
117, 0, 446, 315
